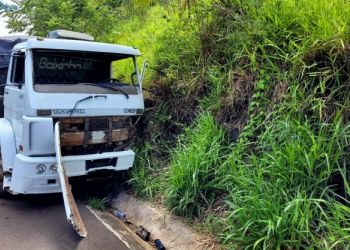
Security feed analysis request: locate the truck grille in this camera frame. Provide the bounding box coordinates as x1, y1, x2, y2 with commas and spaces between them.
56, 116, 133, 156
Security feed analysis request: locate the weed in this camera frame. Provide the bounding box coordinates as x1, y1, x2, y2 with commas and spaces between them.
165, 112, 227, 217
87, 196, 109, 211
129, 143, 166, 199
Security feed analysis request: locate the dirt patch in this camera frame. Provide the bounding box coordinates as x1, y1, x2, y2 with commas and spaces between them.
112, 192, 216, 250
270, 81, 289, 104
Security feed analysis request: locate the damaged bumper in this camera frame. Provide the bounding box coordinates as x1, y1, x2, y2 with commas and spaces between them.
8, 150, 135, 194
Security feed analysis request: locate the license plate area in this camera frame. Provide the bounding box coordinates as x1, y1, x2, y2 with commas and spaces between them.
86, 158, 118, 170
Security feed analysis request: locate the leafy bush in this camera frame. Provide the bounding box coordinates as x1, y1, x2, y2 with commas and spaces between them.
5, 0, 118, 40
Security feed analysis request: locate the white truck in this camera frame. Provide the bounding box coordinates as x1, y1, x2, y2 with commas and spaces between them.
0, 30, 145, 236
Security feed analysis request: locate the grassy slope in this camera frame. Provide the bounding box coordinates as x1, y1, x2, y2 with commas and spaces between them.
112, 1, 350, 248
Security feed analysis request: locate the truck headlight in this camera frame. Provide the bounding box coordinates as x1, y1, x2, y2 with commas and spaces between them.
35, 164, 46, 174
49, 163, 57, 173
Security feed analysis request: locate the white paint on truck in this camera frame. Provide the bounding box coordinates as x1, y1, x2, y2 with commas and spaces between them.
0, 31, 145, 236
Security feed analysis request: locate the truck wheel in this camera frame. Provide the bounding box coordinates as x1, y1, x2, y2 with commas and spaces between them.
0, 152, 10, 199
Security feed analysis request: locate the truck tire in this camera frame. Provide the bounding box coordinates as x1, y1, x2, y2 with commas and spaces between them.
0, 152, 10, 199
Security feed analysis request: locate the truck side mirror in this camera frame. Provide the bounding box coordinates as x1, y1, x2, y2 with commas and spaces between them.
140, 60, 147, 88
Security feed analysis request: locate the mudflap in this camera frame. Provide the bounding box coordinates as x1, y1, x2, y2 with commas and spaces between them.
54, 122, 88, 237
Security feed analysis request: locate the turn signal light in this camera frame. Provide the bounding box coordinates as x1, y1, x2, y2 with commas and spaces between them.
136, 109, 144, 114
37, 109, 52, 116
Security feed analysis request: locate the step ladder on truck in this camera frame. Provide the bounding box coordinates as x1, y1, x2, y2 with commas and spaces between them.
0, 31, 146, 237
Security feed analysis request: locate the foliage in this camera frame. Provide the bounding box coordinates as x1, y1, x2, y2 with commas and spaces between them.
129, 142, 166, 198
166, 112, 226, 217
87, 196, 108, 211
127, 0, 350, 247
4, 0, 118, 40
110, 5, 171, 84
219, 110, 350, 248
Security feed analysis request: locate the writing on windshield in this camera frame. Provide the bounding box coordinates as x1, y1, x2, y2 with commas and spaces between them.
33, 50, 111, 84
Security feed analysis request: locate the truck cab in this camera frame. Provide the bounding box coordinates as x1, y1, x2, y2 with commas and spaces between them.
0, 31, 145, 195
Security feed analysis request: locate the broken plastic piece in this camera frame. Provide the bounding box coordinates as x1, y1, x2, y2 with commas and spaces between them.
155, 239, 165, 250
55, 122, 88, 237
113, 209, 126, 220
136, 226, 150, 241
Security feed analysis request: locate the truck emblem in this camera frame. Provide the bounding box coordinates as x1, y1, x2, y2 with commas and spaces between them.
53, 109, 86, 115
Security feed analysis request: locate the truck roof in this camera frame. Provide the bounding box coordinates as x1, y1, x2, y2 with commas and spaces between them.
13, 37, 141, 56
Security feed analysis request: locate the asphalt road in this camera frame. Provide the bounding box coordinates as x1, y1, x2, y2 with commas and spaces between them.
0, 194, 146, 250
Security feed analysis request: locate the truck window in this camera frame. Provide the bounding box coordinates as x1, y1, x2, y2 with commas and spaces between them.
10, 53, 25, 84
0, 67, 6, 117
0, 67, 7, 93
112, 57, 136, 85
33, 50, 139, 95
33, 50, 110, 84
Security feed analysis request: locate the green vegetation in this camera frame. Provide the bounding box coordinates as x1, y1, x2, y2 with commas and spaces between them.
4, 0, 118, 39
87, 196, 108, 211
166, 113, 227, 217
5, 0, 350, 248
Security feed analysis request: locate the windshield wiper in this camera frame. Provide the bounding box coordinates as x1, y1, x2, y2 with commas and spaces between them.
70, 96, 93, 117
78, 81, 129, 99
98, 79, 130, 99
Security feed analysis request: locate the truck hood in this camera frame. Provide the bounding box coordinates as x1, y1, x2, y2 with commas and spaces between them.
25, 92, 144, 117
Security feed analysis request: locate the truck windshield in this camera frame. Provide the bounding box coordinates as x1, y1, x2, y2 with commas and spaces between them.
32, 50, 138, 94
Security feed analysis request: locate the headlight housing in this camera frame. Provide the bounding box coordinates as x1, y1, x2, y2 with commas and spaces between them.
49, 163, 57, 173
35, 164, 46, 174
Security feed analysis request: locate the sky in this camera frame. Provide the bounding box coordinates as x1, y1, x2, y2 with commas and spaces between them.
0, 0, 25, 36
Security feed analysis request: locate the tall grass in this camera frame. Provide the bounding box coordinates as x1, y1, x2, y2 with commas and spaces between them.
129, 143, 165, 198
124, 0, 350, 248
111, 5, 171, 85
87, 196, 109, 211
219, 113, 350, 248
166, 112, 226, 217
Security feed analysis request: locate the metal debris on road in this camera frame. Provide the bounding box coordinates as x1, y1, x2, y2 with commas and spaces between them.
136, 226, 150, 241
155, 239, 165, 250
113, 209, 126, 220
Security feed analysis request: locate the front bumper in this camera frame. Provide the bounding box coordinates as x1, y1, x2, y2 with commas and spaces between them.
8, 150, 135, 194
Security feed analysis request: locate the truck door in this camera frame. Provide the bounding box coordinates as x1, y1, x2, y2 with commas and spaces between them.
0, 67, 7, 118
4, 52, 26, 146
